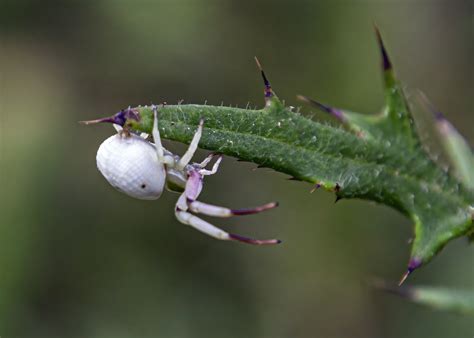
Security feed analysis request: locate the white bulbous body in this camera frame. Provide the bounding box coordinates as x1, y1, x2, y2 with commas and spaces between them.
96, 133, 166, 200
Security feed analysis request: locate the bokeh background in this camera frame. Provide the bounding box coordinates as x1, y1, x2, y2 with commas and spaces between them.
1, 1, 473, 337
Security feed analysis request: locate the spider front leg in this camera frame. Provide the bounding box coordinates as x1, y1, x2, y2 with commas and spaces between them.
152, 105, 166, 161
199, 155, 223, 176
177, 119, 204, 170
198, 152, 221, 169
174, 169, 280, 245
152, 105, 174, 165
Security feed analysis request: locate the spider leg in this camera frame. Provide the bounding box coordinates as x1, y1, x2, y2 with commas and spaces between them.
152, 105, 174, 165
177, 119, 204, 170
174, 170, 280, 244
186, 167, 277, 217
198, 152, 219, 168
152, 105, 165, 161
199, 156, 223, 176
175, 196, 279, 245
188, 200, 278, 218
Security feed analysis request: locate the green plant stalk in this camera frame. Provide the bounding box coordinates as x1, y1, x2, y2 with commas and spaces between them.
125, 100, 473, 278
83, 29, 474, 281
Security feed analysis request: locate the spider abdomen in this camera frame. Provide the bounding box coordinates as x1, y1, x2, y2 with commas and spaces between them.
96, 133, 166, 200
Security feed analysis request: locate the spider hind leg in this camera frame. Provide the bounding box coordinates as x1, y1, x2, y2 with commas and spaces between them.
174, 169, 280, 245
175, 207, 280, 245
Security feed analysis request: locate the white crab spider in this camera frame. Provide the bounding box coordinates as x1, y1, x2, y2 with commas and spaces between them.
86, 105, 280, 245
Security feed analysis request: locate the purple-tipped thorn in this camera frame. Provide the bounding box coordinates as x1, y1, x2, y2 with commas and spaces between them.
79, 107, 140, 127
310, 183, 322, 193
254, 56, 274, 99
416, 91, 453, 133
297, 95, 346, 122
374, 25, 392, 71
399, 257, 422, 286
79, 116, 117, 125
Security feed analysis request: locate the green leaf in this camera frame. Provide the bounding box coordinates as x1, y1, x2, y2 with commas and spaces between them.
298, 27, 419, 149
416, 91, 474, 190
83, 29, 474, 281
375, 281, 474, 315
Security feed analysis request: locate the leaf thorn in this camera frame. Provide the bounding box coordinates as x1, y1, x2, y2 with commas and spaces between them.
399, 257, 422, 285
398, 270, 411, 286
297, 95, 346, 122
374, 24, 392, 71
254, 56, 274, 103
310, 183, 322, 193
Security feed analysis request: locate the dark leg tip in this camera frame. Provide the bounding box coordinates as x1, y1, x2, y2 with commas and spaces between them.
229, 233, 281, 245
231, 202, 278, 216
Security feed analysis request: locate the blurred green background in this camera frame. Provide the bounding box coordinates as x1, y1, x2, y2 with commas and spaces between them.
1, 1, 473, 337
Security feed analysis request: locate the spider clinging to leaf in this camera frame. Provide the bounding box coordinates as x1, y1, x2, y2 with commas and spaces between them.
80, 60, 281, 245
